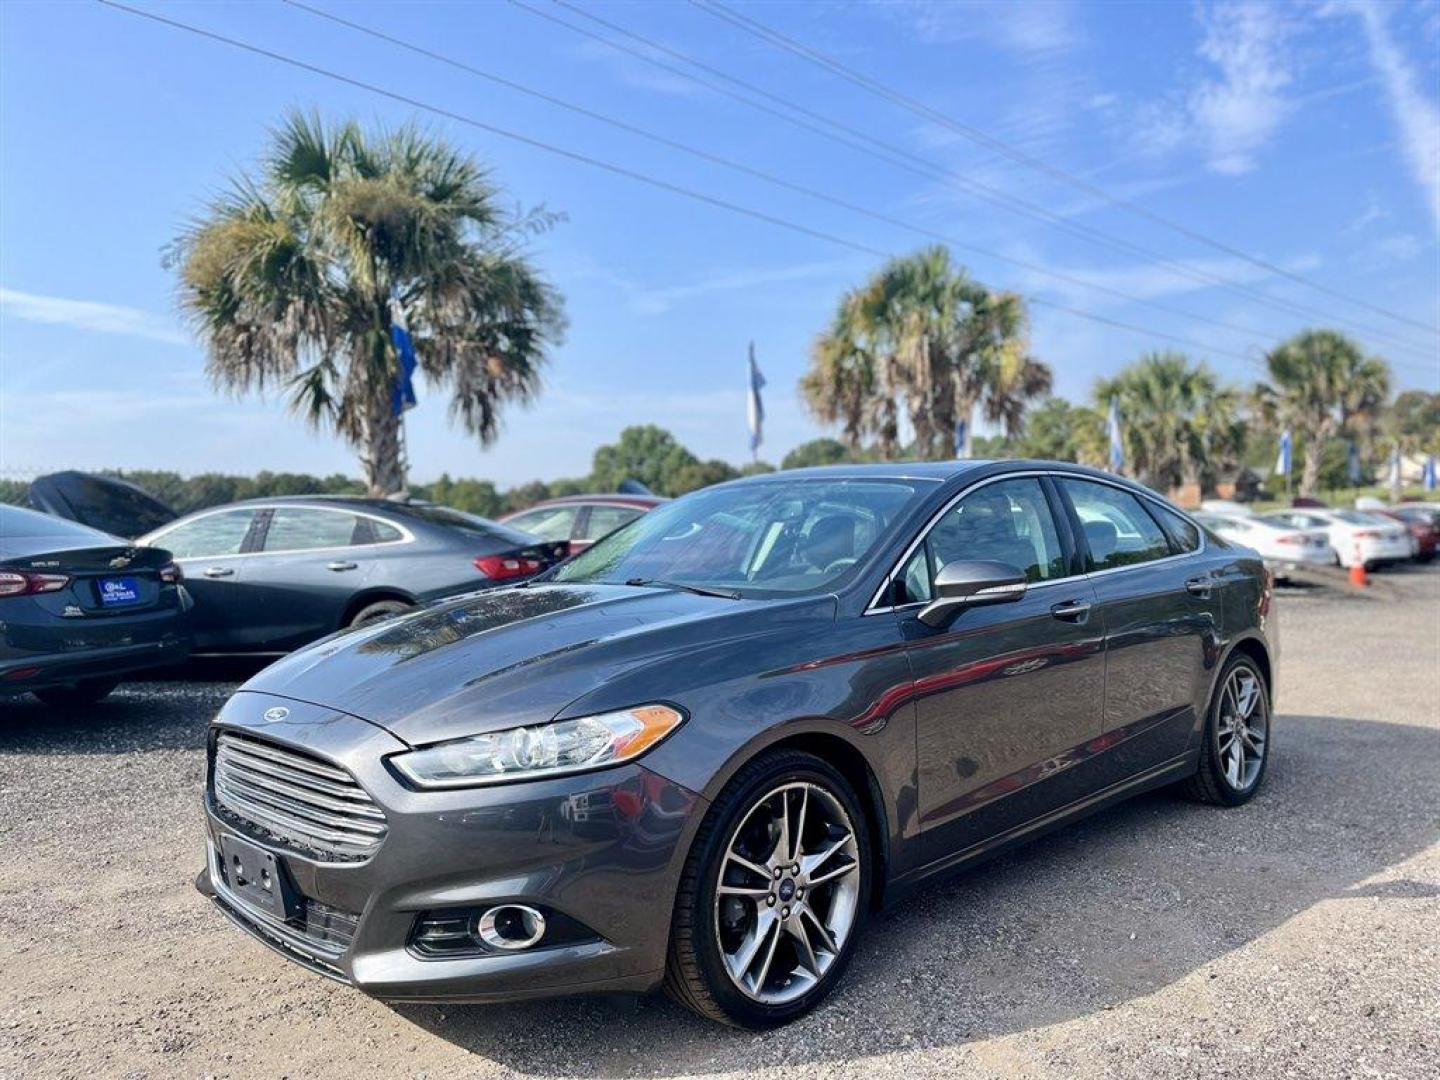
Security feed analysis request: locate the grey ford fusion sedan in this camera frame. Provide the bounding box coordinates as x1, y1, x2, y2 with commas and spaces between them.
198, 461, 1277, 1028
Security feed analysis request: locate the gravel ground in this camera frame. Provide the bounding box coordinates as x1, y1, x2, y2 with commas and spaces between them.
1, 568, 1436, 1080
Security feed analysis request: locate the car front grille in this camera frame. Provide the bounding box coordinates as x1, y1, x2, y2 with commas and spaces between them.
212, 731, 388, 861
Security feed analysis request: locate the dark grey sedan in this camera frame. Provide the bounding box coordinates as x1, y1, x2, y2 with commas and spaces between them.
0, 505, 191, 704
197, 462, 1276, 1027
139, 497, 565, 653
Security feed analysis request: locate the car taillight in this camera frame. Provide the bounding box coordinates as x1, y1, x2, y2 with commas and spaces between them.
1354, 530, 1380, 540
1276, 535, 1302, 545
159, 562, 183, 584
474, 555, 543, 580
0, 571, 70, 597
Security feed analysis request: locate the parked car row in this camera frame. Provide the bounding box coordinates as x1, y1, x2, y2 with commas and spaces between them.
1198, 498, 1438, 576
4, 473, 657, 704
7, 470, 1437, 708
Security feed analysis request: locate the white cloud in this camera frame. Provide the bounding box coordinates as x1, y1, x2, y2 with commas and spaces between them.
569, 39, 704, 99
0, 286, 187, 346
1353, 1, 1440, 230
1012, 249, 1322, 307
1190, 2, 1296, 175
625, 259, 859, 315
896, 1, 1083, 57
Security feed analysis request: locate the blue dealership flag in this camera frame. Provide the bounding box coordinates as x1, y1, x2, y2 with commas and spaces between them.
747, 342, 766, 455
1346, 441, 1363, 485
954, 417, 968, 458
390, 300, 418, 419
1274, 430, 1292, 478
1107, 396, 1124, 473
1425, 454, 1438, 492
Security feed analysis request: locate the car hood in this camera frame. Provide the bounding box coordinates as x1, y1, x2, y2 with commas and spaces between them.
239, 582, 833, 746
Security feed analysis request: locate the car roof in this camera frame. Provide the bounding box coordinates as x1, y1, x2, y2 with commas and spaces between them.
504, 493, 667, 512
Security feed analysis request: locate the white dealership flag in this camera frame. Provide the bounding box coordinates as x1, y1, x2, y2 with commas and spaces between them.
1107, 396, 1124, 473
747, 342, 766, 455
1274, 430, 1293, 477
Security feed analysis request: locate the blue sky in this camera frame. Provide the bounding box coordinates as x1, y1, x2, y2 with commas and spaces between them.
2, 0, 1437, 487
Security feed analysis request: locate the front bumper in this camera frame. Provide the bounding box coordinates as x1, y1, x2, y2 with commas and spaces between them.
199, 691, 703, 1003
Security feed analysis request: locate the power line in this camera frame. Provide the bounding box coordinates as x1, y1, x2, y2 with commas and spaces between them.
283, 0, 1320, 359
692, 0, 1440, 340
94, 0, 1277, 372
525, 0, 1438, 364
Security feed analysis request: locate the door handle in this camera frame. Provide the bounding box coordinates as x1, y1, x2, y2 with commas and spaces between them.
327, 561, 359, 572
1185, 576, 1213, 597
202, 566, 235, 578
1050, 599, 1091, 622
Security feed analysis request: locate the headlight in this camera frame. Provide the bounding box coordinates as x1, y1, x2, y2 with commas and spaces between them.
390, 704, 685, 789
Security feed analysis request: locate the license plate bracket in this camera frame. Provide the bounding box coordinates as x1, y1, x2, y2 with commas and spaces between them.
219, 832, 299, 922
97, 576, 141, 607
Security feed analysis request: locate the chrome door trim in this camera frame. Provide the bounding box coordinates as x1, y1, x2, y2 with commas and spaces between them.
865, 468, 1207, 615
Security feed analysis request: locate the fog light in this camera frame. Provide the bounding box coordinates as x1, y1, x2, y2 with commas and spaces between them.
475, 904, 546, 950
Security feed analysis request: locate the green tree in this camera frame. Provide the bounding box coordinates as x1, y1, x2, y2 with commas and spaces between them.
173, 111, 564, 497
802, 247, 1050, 460
1253, 330, 1391, 498
781, 438, 857, 470
1096, 352, 1242, 492
1013, 397, 1108, 466
671, 459, 741, 495
1387, 390, 1440, 455
590, 425, 700, 496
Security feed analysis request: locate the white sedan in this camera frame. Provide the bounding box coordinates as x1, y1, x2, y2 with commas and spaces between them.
1196, 511, 1334, 577
1261, 509, 1412, 570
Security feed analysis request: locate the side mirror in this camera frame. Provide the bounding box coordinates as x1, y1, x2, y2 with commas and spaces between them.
917, 559, 1028, 628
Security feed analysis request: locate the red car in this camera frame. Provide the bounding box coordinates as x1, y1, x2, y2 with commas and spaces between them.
499, 494, 666, 553
1382, 506, 1438, 563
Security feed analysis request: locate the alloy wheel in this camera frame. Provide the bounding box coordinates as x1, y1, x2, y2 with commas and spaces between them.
713, 781, 861, 1005
1216, 666, 1268, 791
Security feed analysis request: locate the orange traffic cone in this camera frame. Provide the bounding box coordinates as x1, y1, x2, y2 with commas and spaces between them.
1349, 559, 1368, 588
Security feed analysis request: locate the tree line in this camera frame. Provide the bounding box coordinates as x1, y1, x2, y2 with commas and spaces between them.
798, 246, 1437, 499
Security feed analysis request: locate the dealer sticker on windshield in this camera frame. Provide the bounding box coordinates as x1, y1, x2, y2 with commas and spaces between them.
97, 576, 141, 607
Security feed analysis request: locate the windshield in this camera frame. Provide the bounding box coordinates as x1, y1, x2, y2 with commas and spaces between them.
551, 478, 930, 596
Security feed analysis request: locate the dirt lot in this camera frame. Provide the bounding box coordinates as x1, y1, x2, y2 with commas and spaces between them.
2, 568, 1437, 1080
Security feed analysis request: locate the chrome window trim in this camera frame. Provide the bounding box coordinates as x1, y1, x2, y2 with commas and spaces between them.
865, 469, 1207, 615
149, 503, 415, 562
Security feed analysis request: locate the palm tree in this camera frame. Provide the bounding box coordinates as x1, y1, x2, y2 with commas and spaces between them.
173, 112, 565, 495
802, 247, 1049, 460
1253, 330, 1390, 498
1096, 352, 1241, 492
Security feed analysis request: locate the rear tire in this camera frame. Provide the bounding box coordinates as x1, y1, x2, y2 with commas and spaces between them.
348, 599, 411, 628
664, 749, 871, 1029
1181, 653, 1270, 807
32, 677, 121, 707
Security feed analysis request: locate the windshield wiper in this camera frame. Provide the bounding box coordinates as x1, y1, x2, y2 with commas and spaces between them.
623, 577, 742, 600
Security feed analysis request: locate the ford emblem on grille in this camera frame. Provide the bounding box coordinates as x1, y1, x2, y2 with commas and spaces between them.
261, 706, 290, 723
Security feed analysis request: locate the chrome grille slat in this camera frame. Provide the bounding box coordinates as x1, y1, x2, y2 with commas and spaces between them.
220, 736, 353, 783
213, 731, 387, 859
215, 752, 386, 818
216, 743, 376, 803
214, 776, 387, 836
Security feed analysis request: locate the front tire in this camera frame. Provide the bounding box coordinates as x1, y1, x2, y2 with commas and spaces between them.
32, 677, 121, 707
665, 749, 871, 1028
1181, 654, 1271, 806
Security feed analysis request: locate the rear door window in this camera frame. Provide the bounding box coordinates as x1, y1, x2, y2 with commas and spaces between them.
261, 508, 363, 552
578, 505, 643, 542
154, 510, 258, 559
1061, 480, 1172, 571
506, 506, 579, 542
1153, 505, 1202, 553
